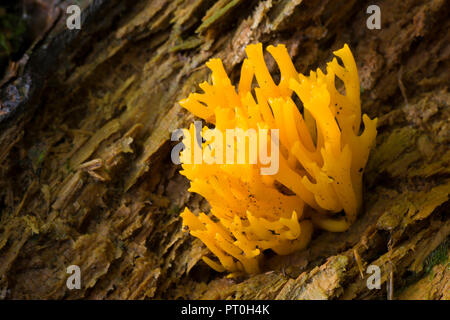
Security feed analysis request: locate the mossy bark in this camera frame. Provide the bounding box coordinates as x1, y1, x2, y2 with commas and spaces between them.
0, 0, 448, 299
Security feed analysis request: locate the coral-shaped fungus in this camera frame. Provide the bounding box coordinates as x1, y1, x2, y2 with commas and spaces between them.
177, 43, 377, 275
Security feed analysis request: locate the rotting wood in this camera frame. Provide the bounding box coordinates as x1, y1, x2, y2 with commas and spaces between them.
0, 0, 448, 299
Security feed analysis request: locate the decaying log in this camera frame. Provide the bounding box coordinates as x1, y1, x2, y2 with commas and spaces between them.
0, 0, 448, 299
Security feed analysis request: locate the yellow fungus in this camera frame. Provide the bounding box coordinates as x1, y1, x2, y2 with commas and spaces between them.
177, 43, 377, 275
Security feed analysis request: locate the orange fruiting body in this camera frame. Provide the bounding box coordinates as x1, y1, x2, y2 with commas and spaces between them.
177, 43, 377, 275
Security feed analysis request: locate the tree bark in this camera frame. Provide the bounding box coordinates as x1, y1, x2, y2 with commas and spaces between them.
0, 0, 448, 299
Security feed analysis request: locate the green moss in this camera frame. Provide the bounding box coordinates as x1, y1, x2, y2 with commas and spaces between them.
424, 238, 449, 274
0, 6, 27, 56
169, 37, 203, 53
168, 204, 180, 216
65, 160, 73, 173
196, 0, 243, 33
366, 127, 418, 176
0, 5, 28, 77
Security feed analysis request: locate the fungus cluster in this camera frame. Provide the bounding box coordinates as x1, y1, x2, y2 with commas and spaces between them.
177, 43, 377, 275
